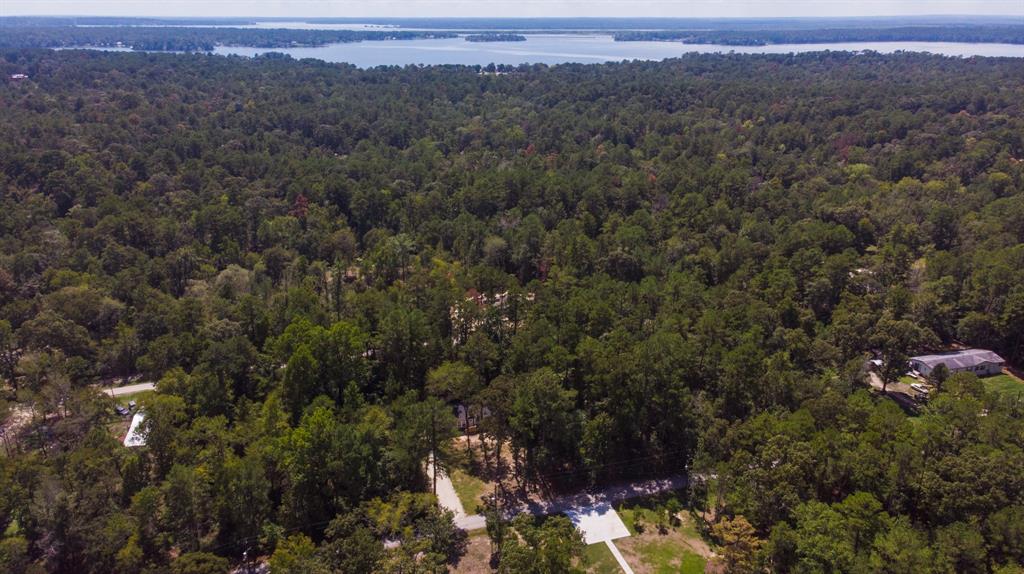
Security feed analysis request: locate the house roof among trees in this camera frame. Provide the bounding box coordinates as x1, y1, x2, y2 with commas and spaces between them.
911, 349, 1006, 370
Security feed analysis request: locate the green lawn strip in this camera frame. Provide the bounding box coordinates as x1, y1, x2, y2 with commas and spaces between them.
985, 373, 1024, 401
111, 389, 155, 407
581, 542, 622, 574
449, 468, 488, 514
630, 537, 707, 574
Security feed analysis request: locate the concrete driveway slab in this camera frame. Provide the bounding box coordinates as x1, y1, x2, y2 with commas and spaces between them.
564, 501, 630, 545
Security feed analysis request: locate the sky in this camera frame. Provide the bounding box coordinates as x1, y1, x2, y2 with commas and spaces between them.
3, 0, 1023, 18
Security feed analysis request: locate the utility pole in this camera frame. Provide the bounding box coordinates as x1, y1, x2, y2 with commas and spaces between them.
495, 475, 506, 559
494, 480, 501, 549
431, 405, 437, 496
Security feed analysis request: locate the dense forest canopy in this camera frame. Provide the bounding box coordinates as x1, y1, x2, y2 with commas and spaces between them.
0, 27, 458, 51
1, 48, 1023, 573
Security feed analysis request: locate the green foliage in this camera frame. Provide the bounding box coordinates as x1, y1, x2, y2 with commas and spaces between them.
868, 518, 939, 574
507, 368, 579, 482
712, 515, 765, 574
170, 552, 230, 574
283, 344, 319, 423
1, 49, 1023, 572
0, 536, 32, 574
498, 514, 584, 574
390, 394, 459, 490
426, 360, 482, 404
268, 535, 326, 574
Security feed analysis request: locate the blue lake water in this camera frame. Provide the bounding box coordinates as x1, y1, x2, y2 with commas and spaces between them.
210, 35, 1024, 66
65, 34, 1024, 67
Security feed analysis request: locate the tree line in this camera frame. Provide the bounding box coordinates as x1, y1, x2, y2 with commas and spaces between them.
614, 25, 1024, 45
0, 27, 458, 51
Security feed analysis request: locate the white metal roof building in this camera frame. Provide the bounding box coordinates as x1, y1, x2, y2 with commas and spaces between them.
123, 412, 147, 447
910, 349, 1005, 377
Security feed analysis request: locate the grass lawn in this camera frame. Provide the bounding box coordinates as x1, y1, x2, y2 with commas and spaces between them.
614, 494, 712, 574
899, 375, 919, 387
678, 552, 707, 574
620, 504, 662, 536
581, 542, 622, 574
899, 372, 1022, 402
985, 373, 1024, 401
112, 389, 154, 407
623, 537, 706, 574
450, 468, 489, 514
618, 499, 698, 539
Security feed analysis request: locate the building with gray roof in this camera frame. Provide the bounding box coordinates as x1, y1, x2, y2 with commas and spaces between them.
909, 349, 1005, 377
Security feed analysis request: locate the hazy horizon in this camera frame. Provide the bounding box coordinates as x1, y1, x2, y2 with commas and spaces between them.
5, 1, 1023, 19
5, 15, 1024, 20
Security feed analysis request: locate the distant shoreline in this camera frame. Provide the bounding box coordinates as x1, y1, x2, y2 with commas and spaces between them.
613, 26, 1024, 46
465, 33, 527, 43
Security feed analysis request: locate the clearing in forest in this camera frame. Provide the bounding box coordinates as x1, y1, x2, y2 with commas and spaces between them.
612, 498, 714, 574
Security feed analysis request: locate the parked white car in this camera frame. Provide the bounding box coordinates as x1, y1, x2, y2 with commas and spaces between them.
910, 383, 930, 395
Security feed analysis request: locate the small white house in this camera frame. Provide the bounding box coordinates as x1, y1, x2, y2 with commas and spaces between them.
909, 349, 1005, 378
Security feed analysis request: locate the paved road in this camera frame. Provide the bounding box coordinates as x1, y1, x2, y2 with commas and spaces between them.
106, 382, 156, 397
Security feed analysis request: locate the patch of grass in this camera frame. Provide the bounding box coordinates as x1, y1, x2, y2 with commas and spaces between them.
985, 373, 1024, 402
112, 389, 154, 407
581, 542, 622, 574
450, 468, 489, 514
630, 537, 706, 574
615, 494, 713, 573
618, 492, 687, 536
676, 515, 701, 540
679, 551, 708, 574
620, 505, 656, 536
